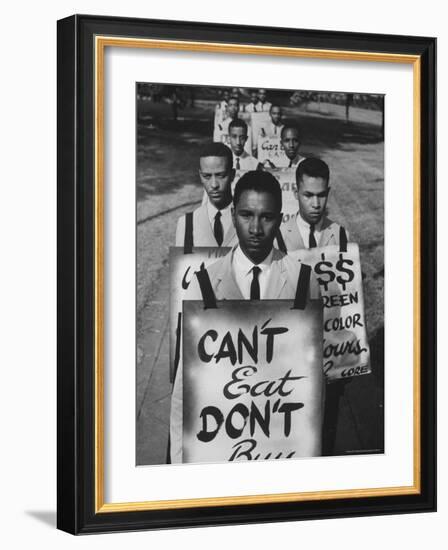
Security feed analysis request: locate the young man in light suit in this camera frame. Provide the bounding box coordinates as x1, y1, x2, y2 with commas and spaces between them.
245, 89, 260, 113
175, 143, 238, 248
170, 171, 319, 462
280, 125, 305, 168
228, 119, 260, 171
279, 157, 350, 251
256, 88, 272, 112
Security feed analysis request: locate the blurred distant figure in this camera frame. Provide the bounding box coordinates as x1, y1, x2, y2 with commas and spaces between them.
215, 96, 241, 143
259, 105, 284, 138
256, 88, 272, 112
280, 125, 305, 168
245, 89, 260, 113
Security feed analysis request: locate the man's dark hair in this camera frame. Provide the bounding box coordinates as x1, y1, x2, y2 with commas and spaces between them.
229, 118, 248, 134
280, 124, 301, 141
233, 171, 282, 211
199, 142, 233, 171
269, 104, 282, 113
296, 157, 330, 185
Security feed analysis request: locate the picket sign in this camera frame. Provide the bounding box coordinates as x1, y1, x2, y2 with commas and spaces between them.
169, 246, 231, 381
249, 111, 271, 152
257, 135, 287, 164
290, 242, 371, 382
182, 299, 324, 463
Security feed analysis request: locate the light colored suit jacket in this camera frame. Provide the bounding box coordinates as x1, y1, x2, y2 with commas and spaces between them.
170, 246, 320, 463
280, 213, 349, 252
175, 204, 238, 248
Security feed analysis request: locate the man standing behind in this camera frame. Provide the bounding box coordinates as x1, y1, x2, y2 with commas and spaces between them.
280, 125, 305, 168
280, 157, 349, 251
245, 89, 260, 113
228, 119, 260, 171
215, 96, 240, 142
175, 143, 238, 248
260, 104, 285, 138
170, 171, 319, 462
256, 88, 272, 112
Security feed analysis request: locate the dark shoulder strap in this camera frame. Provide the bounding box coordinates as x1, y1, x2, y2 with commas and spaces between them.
183, 212, 194, 254
292, 263, 311, 310
195, 263, 217, 309
276, 229, 287, 253
339, 226, 348, 252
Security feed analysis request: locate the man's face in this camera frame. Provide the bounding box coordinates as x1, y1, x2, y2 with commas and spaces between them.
227, 99, 239, 118
199, 156, 234, 209
270, 106, 282, 126
281, 128, 300, 160
222, 90, 230, 102
232, 190, 282, 264
258, 89, 267, 103
297, 175, 330, 225
229, 126, 247, 156
250, 91, 258, 104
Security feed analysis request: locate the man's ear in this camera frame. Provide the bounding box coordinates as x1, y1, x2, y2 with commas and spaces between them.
276, 212, 283, 230
229, 168, 236, 183
231, 206, 236, 227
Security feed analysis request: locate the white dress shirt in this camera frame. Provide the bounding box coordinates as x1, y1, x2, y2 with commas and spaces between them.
232, 151, 259, 170
206, 201, 233, 237
296, 212, 323, 248
232, 245, 274, 299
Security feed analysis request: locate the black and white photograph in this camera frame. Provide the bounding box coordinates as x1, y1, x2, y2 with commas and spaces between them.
136, 83, 385, 465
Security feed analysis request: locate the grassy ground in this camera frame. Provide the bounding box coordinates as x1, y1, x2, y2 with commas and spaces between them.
136, 97, 384, 464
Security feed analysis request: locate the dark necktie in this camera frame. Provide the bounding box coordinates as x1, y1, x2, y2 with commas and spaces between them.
309, 224, 317, 248
236, 157, 240, 170
250, 266, 261, 300
214, 211, 223, 246
288, 159, 293, 168
253, 104, 257, 112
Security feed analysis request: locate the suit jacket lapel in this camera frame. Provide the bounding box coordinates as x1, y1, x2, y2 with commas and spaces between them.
222, 224, 237, 247
319, 217, 335, 247
196, 204, 216, 246
285, 214, 305, 250
214, 250, 244, 299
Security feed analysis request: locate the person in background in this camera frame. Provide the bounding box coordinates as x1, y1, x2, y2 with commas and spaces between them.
175, 143, 238, 248
280, 125, 305, 168
216, 96, 240, 141
279, 157, 350, 251
228, 119, 260, 171
260, 105, 285, 138
256, 88, 272, 112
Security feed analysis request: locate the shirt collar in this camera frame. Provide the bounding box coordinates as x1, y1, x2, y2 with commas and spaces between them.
297, 211, 323, 232
233, 245, 274, 275
207, 200, 232, 219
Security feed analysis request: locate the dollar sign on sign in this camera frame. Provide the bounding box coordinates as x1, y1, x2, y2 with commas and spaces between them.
335, 253, 355, 291
314, 253, 335, 291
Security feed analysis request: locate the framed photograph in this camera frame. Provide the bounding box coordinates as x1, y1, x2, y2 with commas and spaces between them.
57, 14, 436, 534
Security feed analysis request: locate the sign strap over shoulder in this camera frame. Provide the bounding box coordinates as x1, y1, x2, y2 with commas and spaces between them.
195, 263, 217, 309
292, 263, 311, 310
339, 226, 348, 252
183, 212, 194, 254
276, 229, 288, 253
